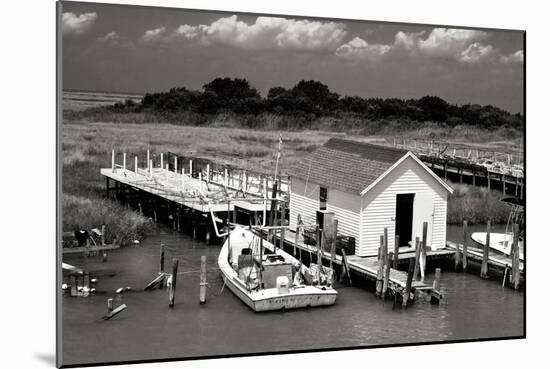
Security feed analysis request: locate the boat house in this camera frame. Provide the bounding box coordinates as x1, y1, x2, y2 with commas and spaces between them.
288, 138, 453, 257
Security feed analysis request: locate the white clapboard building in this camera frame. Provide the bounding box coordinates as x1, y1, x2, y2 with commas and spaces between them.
288, 138, 453, 257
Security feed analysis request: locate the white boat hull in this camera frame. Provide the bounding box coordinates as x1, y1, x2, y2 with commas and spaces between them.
471, 232, 524, 261
218, 227, 337, 312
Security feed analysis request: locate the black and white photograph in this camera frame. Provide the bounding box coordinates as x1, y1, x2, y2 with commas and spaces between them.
56, 0, 526, 367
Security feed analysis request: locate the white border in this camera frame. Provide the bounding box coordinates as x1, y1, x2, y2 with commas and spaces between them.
2, 1, 544, 369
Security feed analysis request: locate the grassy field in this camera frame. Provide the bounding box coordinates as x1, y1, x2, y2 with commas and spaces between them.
62, 121, 513, 246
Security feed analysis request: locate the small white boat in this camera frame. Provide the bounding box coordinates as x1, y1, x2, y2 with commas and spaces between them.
218, 226, 338, 312
471, 232, 524, 261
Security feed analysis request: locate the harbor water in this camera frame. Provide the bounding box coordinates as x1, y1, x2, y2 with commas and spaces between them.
62, 224, 523, 366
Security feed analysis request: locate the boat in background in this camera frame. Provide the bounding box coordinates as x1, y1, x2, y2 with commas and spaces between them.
471, 196, 524, 261
218, 226, 338, 312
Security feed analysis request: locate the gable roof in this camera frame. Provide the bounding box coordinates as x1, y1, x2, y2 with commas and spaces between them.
288, 137, 453, 195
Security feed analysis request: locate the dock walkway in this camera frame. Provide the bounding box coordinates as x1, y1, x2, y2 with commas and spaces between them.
446, 241, 524, 272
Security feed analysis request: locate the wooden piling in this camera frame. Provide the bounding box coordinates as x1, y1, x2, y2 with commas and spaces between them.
107, 298, 113, 313
481, 220, 490, 279
294, 214, 301, 257
146, 149, 150, 170
340, 249, 352, 285
421, 222, 428, 283
382, 252, 393, 299
123, 152, 126, 171
462, 220, 468, 271
190, 160, 193, 177
134, 156, 138, 175
169, 259, 179, 308
376, 232, 386, 298
330, 219, 338, 270
111, 149, 115, 172
393, 235, 399, 269
402, 259, 414, 307
430, 268, 442, 304
511, 224, 520, 289
413, 237, 421, 281
160, 153, 163, 169
316, 226, 322, 284
159, 243, 165, 273
200, 255, 207, 304
280, 201, 286, 249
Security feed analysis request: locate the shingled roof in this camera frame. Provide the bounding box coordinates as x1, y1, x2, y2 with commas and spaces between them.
288, 138, 409, 195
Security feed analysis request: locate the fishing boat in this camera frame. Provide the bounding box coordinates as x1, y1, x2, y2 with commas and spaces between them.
471, 196, 524, 261
218, 226, 338, 312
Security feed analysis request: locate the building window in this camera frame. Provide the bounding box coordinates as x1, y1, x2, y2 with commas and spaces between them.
320, 187, 327, 210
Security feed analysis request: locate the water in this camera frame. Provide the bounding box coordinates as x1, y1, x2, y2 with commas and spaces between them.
62, 225, 523, 366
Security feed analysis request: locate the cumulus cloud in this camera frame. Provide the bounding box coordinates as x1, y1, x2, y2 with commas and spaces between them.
336, 27, 503, 65
62, 12, 97, 37
335, 37, 391, 61
500, 50, 524, 64
458, 42, 496, 63
96, 31, 134, 49
139, 15, 347, 52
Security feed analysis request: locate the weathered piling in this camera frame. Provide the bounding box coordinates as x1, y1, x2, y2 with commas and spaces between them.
316, 225, 322, 284
169, 259, 179, 308
481, 220, 491, 278
376, 231, 387, 298
430, 268, 443, 303
413, 237, 421, 281
393, 235, 399, 269
462, 220, 468, 271
107, 298, 114, 313
330, 219, 338, 270
511, 223, 521, 289
200, 255, 207, 304
421, 222, 428, 282
402, 259, 414, 307
159, 243, 165, 273
383, 252, 393, 300
294, 214, 301, 257
103, 303, 127, 320
279, 201, 286, 249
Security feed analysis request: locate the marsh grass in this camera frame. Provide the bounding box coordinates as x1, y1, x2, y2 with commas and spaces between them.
447, 183, 511, 225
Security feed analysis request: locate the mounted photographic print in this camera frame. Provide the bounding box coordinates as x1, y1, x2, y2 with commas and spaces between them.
57, 1, 525, 367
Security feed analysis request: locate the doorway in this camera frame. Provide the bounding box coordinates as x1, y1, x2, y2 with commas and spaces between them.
395, 193, 415, 247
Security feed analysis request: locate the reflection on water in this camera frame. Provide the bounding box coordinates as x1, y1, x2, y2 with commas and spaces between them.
62, 225, 523, 366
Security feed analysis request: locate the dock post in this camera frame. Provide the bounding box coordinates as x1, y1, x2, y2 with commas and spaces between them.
107, 298, 113, 313
206, 164, 210, 183
393, 235, 399, 269
174, 156, 177, 173
200, 255, 207, 304
430, 268, 442, 304
413, 237, 421, 281
294, 214, 301, 257
378, 235, 383, 261
190, 160, 193, 177
159, 243, 165, 274
160, 153, 163, 169
146, 149, 150, 170
402, 259, 414, 307
70, 275, 77, 297
280, 201, 286, 249
383, 252, 393, 300
480, 220, 491, 279
462, 220, 468, 271
111, 149, 115, 172
134, 156, 138, 175
421, 222, 428, 283
330, 219, 338, 270
511, 224, 520, 289
149, 160, 153, 177
376, 231, 387, 298
316, 225, 322, 284
123, 152, 126, 171
169, 259, 179, 308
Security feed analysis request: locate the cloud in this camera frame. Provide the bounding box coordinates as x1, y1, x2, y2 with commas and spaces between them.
500, 50, 524, 64
335, 37, 391, 61
62, 12, 97, 37
336, 27, 502, 65
458, 42, 496, 63
139, 15, 347, 52
96, 31, 134, 49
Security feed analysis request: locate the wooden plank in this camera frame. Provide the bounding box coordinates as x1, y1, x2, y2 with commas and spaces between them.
103, 304, 127, 320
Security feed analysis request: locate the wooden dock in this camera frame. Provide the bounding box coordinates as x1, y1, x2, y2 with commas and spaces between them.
446, 241, 524, 273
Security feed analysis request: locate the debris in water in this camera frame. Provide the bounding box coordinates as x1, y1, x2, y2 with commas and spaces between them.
133, 240, 140, 245
62, 283, 68, 291
125, 286, 132, 292
115, 287, 124, 294
91, 278, 98, 283
90, 288, 96, 293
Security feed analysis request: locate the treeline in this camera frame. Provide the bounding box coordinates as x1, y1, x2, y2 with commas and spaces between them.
106, 78, 522, 129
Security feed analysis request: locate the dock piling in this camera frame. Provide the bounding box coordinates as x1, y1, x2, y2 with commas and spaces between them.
462, 220, 468, 271
134, 156, 138, 175
169, 259, 179, 308
383, 252, 392, 300
107, 298, 113, 313
511, 224, 521, 289
393, 235, 399, 269
159, 243, 165, 274
481, 220, 491, 279
421, 222, 428, 282
413, 237, 421, 281
430, 268, 443, 304
200, 255, 207, 304
111, 149, 115, 172
402, 259, 414, 307
330, 219, 338, 270
160, 153, 163, 169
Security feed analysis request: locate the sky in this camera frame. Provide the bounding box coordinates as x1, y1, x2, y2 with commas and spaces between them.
61, 1, 525, 114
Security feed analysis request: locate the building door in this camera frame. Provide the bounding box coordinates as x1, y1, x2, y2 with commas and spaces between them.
395, 193, 415, 246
